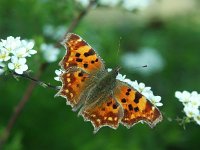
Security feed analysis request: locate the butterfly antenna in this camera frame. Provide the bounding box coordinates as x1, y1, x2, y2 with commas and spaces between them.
115, 36, 122, 68
134, 65, 148, 69
129, 65, 148, 74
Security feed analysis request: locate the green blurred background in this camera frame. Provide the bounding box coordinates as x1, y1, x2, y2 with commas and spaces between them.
0, 0, 200, 149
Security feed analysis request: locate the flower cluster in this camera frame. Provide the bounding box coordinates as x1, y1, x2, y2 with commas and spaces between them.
175, 91, 200, 125
76, 0, 152, 11
40, 43, 60, 63
109, 68, 163, 107
0, 36, 37, 74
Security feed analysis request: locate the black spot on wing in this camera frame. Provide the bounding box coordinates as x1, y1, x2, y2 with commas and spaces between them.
75, 53, 81, 57
121, 98, 126, 103
84, 49, 95, 57
128, 104, 133, 111
134, 92, 142, 104
76, 58, 83, 62
83, 63, 88, 68
134, 107, 139, 112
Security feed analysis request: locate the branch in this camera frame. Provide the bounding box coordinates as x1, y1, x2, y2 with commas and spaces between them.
12, 71, 60, 91
0, 63, 48, 149
0, 66, 59, 91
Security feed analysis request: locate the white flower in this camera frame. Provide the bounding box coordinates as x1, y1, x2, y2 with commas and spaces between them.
54, 69, 63, 81
131, 81, 151, 95
122, 0, 151, 11
175, 91, 200, 107
121, 47, 164, 76
148, 93, 163, 107
8, 56, 28, 74
0, 48, 11, 61
107, 68, 112, 72
175, 91, 191, 104
190, 92, 200, 108
40, 43, 60, 63
175, 90, 200, 125
1, 36, 21, 53
21, 40, 37, 57
0, 36, 37, 74
13, 47, 28, 58
116, 73, 126, 81
194, 115, 200, 125
0, 62, 5, 75
183, 104, 199, 118
43, 24, 66, 40
43, 24, 54, 37
0, 36, 36, 59
99, 0, 120, 7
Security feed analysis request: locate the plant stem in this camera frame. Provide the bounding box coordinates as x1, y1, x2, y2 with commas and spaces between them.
0, 66, 59, 91
0, 63, 47, 149
12, 70, 60, 91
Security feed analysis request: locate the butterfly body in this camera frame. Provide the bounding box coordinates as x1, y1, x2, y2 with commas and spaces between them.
84, 67, 119, 106
57, 33, 162, 133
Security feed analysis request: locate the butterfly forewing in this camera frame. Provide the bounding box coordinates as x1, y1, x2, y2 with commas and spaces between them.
60, 33, 105, 74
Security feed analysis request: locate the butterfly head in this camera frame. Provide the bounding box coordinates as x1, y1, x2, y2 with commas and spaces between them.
108, 66, 120, 78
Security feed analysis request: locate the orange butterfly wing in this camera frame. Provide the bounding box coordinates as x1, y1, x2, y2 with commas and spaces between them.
57, 33, 162, 132
60, 33, 105, 74
57, 33, 105, 110
58, 68, 91, 108
114, 81, 162, 128
80, 96, 123, 133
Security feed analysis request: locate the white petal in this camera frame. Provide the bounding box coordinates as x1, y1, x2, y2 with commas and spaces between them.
15, 69, 23, 74
19, 58, 26, 64
11, 56, 18, 63
8, 63, 14, 70
4, 56, 11, 61
20, 64, 28, 71
175, 91, 182, 99
107, 68, 112, 72
54, 76, 60, 81
194, 115, 200, 125
27, 41, 34, 49
156, 102, 163, 107
184, 104, 199, 118
29, 49, 37, 55
55, 69, 62, 76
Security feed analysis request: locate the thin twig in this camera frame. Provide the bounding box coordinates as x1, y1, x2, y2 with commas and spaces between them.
0, 66, 59, 91
12, 71, 60, 91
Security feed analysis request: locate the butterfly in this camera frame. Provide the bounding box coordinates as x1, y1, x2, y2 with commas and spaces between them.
56, 33, 162, 133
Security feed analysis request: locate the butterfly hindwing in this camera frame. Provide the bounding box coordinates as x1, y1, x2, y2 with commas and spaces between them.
114, 80, 162, 128
80, 96, 123, 133
60, 33, 105, 74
